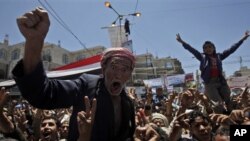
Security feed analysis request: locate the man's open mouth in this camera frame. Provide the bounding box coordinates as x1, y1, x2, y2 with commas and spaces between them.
110, 81, 122, 94
43, 131, 52, 139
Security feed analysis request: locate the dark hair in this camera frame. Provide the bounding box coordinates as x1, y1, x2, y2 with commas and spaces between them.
215, 125, 230, 136
144, 104, 152, 111
41, 115, 61, 128
188, 110, 211, 125
203, 41, 215, 49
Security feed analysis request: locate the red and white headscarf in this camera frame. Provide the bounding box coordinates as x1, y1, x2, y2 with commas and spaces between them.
101, 47, 136, 69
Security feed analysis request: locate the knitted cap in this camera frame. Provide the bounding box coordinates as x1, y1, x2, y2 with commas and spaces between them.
152, 113, 169, 127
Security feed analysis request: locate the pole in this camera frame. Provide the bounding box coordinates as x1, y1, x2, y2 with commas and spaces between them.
119, 15, 123, 47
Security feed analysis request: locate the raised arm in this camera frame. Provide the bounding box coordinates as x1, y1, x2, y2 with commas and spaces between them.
221, 30, 250, 60
16, 7, 50, 74
176, 33, 203, 60
240, 30, 249, 42
13, 7, 86, 110
176, 33, 186, 44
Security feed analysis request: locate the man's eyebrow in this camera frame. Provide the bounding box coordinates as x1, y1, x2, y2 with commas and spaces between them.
111, 61, 130, 66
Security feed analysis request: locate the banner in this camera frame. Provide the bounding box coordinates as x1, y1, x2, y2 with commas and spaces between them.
165, 74, 186, 86
227, 76, 250, 88
143, 78, 164, 87
122, 40, 133, 52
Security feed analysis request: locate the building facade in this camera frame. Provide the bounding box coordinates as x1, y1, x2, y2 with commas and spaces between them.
0, 34, 106, 79
0, 35, 184, 87
233, 66, 250, 77
132, 53, 184, 85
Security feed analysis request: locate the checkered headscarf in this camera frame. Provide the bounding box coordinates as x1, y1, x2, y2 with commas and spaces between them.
101, 47, 135, 69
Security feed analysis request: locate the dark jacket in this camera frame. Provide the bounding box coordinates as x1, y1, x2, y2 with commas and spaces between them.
12, 60, 135, 141
182, 40, 244, 84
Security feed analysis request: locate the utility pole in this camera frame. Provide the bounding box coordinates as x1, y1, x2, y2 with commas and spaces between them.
239, 56, 243, 68
104, 1, 141, 48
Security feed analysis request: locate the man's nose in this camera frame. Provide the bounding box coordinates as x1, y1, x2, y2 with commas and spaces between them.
199, 124, 205, 130
45, 124, 49, 128
156, 122, 161, 126
63, 127, 68, 131
114, 69, 123, 76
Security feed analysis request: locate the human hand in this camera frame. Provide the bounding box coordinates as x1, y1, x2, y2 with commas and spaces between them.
195, 92, 210, 107
168, 92, 176, 103
137, 108, 150, 126
174, 112, 190, 129
77, 96, 97, 141
17, 7, 51, 74
198, 94, 214, 114
128, 87, 136, 101
134, 124, 160, 141
16, 7, 50, 41
165, 99, 173, 117
180, 90, 194, 108
228, 109, 246, 124
209, 113, 237, 126
145, 87, 153, 104
169, 112, 190, 141
134, 109, 159, 141
227, 107, 250, 124
239, 87, 250, 107
13, 108, 28, 131
32, 108, 43, 119
0, 87, 14, 133
0, 87, 9, 111
176, 33, 184, 44
243, 30, 249, 41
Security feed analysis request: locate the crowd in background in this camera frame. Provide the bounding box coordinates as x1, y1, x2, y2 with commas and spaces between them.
1, 84, 250, 141
3, 6, 249, 141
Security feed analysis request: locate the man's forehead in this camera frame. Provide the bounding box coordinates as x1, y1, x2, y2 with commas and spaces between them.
110, 57, 132, 66
194, 117, 204, 122
152, 118, 164, 122
192, 116, 209, 125
204, 44, 214, 48
43, 119, 56, 123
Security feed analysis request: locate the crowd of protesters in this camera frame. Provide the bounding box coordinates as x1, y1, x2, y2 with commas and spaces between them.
1, 84, 250, 141
0, 6, 249, 141
0, 87, 71, 141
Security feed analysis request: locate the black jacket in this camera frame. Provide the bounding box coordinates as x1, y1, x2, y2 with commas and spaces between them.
12, 60, 135, 141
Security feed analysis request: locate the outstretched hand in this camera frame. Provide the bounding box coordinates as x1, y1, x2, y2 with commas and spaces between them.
176, 33, 184, 44
77, 96, 97, 141
242, 30, 249, 41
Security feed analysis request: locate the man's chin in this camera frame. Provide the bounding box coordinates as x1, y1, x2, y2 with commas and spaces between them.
109, 89, 122, 96
108, 85, 123, 96
110, 92, 121, 96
